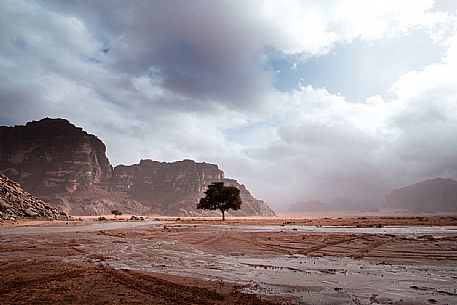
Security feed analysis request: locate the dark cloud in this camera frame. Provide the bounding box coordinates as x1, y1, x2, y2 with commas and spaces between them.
41, 0, 274, 108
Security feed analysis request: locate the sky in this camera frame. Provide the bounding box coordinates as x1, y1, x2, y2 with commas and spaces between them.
1, 0, 457, 210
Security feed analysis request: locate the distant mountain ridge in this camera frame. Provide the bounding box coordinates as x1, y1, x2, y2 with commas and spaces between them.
289, 178, 457, 213
0, 118, 275, 216
386, 178, 457, 212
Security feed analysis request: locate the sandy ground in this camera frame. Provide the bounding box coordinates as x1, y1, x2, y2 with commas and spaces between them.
0, 259, 285, 305
1, 215, 457, 305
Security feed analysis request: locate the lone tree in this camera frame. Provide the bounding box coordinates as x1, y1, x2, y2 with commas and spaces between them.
111, 210, 122, 218
197, 182, 242, 221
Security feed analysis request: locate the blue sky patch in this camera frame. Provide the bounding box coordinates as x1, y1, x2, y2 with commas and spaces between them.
266, 30, 445, 102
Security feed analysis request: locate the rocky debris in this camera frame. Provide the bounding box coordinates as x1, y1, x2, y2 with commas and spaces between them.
0, 118, 275, 216
386, 178, 457, 212
0, 174, 66, 221
130, 215, 144, 221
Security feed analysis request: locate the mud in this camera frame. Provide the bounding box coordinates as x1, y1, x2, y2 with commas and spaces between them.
1, 216, 457, 304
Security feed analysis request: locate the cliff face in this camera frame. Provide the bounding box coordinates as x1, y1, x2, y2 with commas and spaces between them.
0, 118, 275, 216
107, 159, 275, 216
222, 178, 275, 217
110, 159, 223, 202
0, 118, 112, 195
386, 178, 457, 212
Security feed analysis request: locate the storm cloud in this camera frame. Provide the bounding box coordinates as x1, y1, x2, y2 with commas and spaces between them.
1, 0, 456, 210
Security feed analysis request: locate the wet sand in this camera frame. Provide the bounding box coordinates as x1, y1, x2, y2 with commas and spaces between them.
1, 215, 457, 304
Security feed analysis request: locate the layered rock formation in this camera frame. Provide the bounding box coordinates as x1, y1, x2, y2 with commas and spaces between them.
0, 174, 65, 220
109, 159, 274, 216
0, 118, 275, 216
0, 118, 112, 195
223, 178, 274, 216
386, 178, 457, 212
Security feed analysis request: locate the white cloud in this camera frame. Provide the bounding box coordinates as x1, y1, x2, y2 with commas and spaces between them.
239, 27, 457, 206
259, 0, 446, 55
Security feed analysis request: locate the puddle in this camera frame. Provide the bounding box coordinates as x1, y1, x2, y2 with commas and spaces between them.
234, 225, 457, 236
0, 220, 163, 234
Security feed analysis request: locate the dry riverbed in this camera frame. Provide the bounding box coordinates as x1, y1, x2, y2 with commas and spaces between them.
1, 215, 457, 304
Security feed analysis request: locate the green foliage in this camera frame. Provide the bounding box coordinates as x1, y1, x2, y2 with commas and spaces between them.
197, 182, 242, 220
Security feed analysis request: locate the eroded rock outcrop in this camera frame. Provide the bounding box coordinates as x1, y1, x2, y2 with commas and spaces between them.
386, 178, 457, 212
0, 118, 275, 216
0, 118, 112, 195
0, 174, 66, 220
108, 159, 275, 216
223, 178, 275, 217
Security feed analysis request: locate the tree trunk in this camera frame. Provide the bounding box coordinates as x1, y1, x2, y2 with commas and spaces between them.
221, 209, 225, 221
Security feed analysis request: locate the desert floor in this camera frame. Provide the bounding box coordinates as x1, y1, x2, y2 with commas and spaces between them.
1, 215, 457, 305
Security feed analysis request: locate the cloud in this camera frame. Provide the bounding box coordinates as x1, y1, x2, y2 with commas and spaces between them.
235, 32, 457, 206
259, 0, 446, 55
1, 0, 456, 210
41, 0, 277, 109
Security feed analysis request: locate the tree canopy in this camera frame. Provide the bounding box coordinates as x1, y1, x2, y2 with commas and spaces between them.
197, 182, 242, 220
111, 210, 122, 218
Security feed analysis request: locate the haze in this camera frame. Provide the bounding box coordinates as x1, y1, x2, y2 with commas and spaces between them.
1, 0, 457, 211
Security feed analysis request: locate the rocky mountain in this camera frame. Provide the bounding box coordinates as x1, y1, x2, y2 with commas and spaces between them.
0, 118, 275, 216
0, 118, 112, 195
109, 159, 274, 216
0, 174, 65, 221
386, 178, 457, 212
